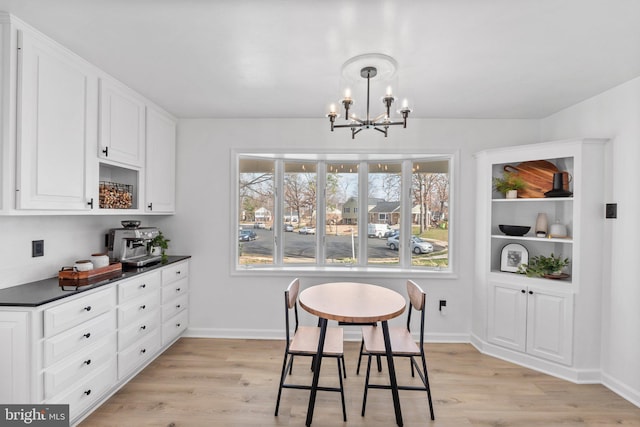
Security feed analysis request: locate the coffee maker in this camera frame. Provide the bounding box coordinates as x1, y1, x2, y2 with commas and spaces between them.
107, 226, 162, 267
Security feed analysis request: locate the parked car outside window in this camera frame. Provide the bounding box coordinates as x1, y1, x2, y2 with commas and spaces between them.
284, 223, 294, 232
298, 226, 316, 235
239, 230, 257, 241
386, 235, 433, 254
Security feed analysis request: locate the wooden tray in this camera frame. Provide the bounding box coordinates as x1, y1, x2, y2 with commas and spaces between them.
504, 160, 570, 198
58, 262, 123, 281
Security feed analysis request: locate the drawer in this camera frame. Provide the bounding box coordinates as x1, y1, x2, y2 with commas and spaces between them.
118, 289, 161, 326
161, 261, 189, 285
44, 332, 116, 399
118, 327, 161, 379
44, 310, 116, 367
161, 277, 188, 303
118, 308, 160, 351
47, 358, 117, 422
44, 287, 116, 337
162, 309, 188, 346
162, 293, 188, 321
118, 271, 161, 302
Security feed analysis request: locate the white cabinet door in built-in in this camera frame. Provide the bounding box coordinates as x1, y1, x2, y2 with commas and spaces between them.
99, 77, 145, 168
145, 105, 176, 213
16, 29, 98, 210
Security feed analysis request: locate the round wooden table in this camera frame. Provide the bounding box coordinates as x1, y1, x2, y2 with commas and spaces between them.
299, 282, 407, 427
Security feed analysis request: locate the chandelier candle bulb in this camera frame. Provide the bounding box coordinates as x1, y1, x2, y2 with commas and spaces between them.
386, 86, 393, 96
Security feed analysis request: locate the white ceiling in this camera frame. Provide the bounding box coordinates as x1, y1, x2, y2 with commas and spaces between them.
0, 0, 639, 120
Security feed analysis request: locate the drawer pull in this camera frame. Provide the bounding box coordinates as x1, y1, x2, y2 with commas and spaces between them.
176, 271, 181, 275
176, 288, 181, 292
84, 389, 91, 396
176, 304, 181, 309
83, 333, 91, 339
140, 325, 146, 330
84, 359, 92, 365
140, 305, 146, 310
140, 284, 146, 289
84, 306, 92, 311
140, 348, 146, 354
176, 323, 181, 328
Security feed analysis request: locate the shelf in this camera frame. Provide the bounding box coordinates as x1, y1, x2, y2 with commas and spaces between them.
491, 235, 573, 244
492, 197, 573, 203
488, 270, 574, 286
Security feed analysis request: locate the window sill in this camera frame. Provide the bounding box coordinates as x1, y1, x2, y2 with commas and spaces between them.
232, 264, 457, 279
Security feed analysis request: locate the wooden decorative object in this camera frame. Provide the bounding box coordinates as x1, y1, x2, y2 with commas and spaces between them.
58, 262, 123, 281
503, 160, 569, 198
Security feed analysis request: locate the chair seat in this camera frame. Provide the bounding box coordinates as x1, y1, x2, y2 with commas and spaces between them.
361, 325, 420, 356
290, 326, 344, 356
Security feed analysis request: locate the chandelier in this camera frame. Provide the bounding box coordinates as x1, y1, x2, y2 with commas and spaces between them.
326, 54, 412, 139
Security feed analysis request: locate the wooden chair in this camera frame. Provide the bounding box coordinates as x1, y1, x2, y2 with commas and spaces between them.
274, 279, 347, 421
360, 280, 435, 420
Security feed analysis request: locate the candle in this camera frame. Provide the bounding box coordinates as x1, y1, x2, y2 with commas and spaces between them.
386, 86, 393, 96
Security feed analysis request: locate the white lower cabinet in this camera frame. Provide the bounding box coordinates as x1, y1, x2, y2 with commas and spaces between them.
0, 311, 30, 403
488, 281, 573, 365
0, 258, 189, 425
160, 260, 189, 345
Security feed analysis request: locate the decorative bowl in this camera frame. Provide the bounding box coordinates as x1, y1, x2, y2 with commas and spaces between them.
121, 220, 141, 229
499, 225, 531, 236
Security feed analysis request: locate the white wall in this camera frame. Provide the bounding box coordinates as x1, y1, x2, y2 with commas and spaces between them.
0, 215, 152, 288
170, 118, 539, 340
541, 76, 640, 405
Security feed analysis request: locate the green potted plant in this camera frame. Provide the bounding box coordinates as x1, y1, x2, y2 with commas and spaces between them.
493, 171, 527, 199
518, 253, 570, 277
150, 230, 171, 263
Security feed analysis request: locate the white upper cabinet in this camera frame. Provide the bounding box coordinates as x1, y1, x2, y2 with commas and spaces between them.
99, 78, 145, 168
145, 105, 176, 213
16, 29, 98, 210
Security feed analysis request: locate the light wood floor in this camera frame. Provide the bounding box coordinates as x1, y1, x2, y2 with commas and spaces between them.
81, 338, 640, 426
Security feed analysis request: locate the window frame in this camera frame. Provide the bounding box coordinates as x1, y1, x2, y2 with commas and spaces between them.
231, 149, 459, 278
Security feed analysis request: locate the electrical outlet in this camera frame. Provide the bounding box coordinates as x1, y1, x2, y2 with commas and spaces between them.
32, 240, 44, 257
439, 300, 447, 315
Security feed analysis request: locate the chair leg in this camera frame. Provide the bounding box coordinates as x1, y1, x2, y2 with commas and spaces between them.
376, 354, 382, 372
410, 355, 416, 377
275, 353, 290, 416
337, 357, 347, 421
356, 339, 365, 375
361, 354, 373, 416
341, 355, 347, 378
421, 353, 435, 420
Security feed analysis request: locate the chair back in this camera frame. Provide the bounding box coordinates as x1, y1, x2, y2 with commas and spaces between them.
284, 278, 300, 347
406, 280, 427, 348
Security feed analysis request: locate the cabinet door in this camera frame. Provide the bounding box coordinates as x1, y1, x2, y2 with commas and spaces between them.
16, 30, 98, 210
99, 78, 145, 167
526, 287, 573, 365
145, 105, 176, 213
0, 311, 30, 403
487, 282, 527, 352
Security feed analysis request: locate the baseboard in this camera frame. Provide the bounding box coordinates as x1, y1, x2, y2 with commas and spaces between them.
470, 336, 601, 384
185, 327, 469, 344
602, 371, 640, 408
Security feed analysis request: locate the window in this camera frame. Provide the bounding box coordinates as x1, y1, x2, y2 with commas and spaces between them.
234, 152, 454, 275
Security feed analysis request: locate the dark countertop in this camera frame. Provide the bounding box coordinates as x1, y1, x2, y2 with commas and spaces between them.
0, 256, 191, 307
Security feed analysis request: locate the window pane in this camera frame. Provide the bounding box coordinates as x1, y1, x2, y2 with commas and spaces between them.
238, 157, 275, 265
411, 160, 450, 268
283, 162, 317, 263
367, 162, 401, 266
325, 162, 359, 264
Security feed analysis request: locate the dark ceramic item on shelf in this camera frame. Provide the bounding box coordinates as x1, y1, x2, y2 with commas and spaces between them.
499, 225, 531, 236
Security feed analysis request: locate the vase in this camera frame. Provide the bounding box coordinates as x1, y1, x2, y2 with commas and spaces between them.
506, 190, 518, 199
535, 213, 548, 237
